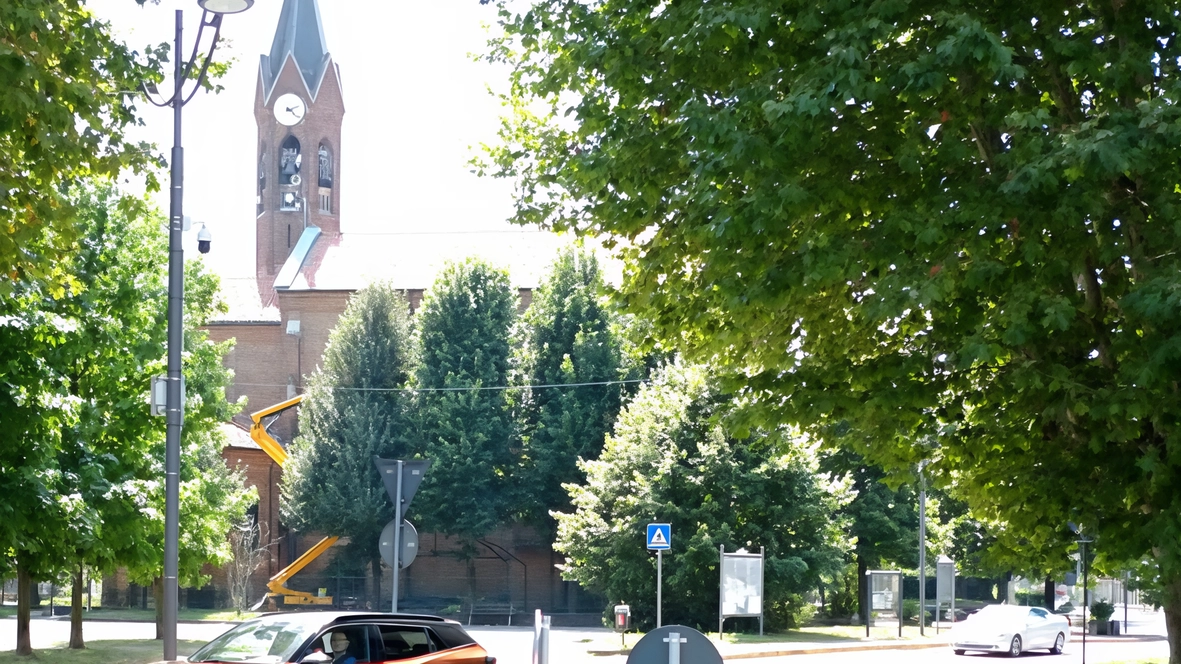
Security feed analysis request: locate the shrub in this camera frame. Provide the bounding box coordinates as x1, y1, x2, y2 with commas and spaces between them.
1090, 600, 1115, 622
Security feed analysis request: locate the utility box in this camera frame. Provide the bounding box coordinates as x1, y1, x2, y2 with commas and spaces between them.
614, 604, 631, 631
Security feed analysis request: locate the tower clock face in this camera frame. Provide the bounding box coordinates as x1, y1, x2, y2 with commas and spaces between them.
273, 93, 306, 126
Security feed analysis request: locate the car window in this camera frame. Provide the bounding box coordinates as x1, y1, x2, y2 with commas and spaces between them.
430, 624, 476, 650
375, 625, 442, 660
1029, 608, 1050, 619
188, 618, 315, 663
302, 626, 370, 663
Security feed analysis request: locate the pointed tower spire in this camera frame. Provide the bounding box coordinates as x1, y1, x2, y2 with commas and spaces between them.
260, 0, 330, 101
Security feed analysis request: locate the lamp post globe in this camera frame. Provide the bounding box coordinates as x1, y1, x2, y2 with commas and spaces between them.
197, 0, 253, 14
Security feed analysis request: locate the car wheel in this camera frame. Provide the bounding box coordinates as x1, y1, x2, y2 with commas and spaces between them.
1051, 632, 1065, 655
954, 649, 966, 656
1008, 635, 1022, 657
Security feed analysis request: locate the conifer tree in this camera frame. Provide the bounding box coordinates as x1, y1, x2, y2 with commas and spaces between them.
412, 259, 516, 548
282, 282, 415, 597
514, 249, 623, 531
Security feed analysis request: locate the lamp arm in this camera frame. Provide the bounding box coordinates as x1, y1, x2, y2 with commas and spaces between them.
139, 11, 224, 109
141, 81, 174, 108
181, 12, 223, 106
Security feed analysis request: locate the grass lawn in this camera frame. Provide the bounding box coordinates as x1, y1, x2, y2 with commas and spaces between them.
716, 624, 934, 643
0, 639, 205, 664
0, 607, 254, 623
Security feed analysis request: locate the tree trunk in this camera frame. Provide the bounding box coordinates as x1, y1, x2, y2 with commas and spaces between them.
1164, 576, 1181, 664
69, 565, 85, 649
370, 555, 382, 611
1044, 575, 1055, 610
16, 564, 32, 655
153, 576, 164, 640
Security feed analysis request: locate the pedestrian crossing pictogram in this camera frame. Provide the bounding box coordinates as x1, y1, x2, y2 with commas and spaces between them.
647, 523, 671, 550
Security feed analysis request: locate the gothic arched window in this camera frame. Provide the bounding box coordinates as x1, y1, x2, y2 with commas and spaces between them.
257, 149, 266, 215
279, 136, 301, 184
317, 142, 333, 188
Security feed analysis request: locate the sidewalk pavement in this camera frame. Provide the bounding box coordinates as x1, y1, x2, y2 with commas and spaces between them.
589, 630, 1166, 660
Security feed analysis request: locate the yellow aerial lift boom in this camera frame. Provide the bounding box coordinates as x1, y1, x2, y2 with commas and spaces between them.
249, 395, 339, 607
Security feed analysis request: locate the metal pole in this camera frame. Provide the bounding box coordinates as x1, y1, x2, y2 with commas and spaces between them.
163, 9, 185, 661
656, 550, 662, 628
718, 545, 724, 639
918, 465, 926, 636
759, 546, 765, 636
539, 614, 551, 664
1081, 539, 1088, 664
865, 571, 870, 638
1123, 571, 1129, 634
391, 460, 403, 613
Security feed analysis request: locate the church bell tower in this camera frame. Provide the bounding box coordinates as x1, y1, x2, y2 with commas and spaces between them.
254, 0, 343, 291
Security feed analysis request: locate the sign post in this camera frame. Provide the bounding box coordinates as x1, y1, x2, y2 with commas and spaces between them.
647, 523, 671, 628
373, 457, 431, 613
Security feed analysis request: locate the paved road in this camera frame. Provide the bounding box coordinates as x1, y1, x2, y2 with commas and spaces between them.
0, 616, 1171, 664
743, 638, 1170, 664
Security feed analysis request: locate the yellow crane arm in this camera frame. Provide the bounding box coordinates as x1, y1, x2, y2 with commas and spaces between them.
247, 395, 340, 607
249, 395, 303, 466
266, 535, 339, 603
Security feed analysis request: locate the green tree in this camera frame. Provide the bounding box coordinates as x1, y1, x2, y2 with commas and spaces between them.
513, 248, 624, 532
484, 2, 1181, 657
282, 282, 416, 599
0, 189, 252, 649
819, 451, 917, 621
0, 1, 163, 293
556, 362, 848, 630
412, 259, 517, 551
97, 218, 253, 639
0, 279, 76, 654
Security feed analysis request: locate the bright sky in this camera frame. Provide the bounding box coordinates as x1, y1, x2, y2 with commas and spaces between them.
90, 0, 523, 279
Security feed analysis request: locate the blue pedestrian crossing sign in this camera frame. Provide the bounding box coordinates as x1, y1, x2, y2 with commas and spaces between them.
647, 523, 671, 550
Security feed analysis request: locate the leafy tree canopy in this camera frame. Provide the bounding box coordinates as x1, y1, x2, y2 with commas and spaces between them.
484, 0, 1181, 649
0, 1, 164, 293
555, 361, 849, 630
513, 248, 624, 531
283, 282, 415, 574
412, 259, 517, 546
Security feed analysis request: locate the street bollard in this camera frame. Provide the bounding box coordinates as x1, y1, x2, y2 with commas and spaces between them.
533, 610, 551, 664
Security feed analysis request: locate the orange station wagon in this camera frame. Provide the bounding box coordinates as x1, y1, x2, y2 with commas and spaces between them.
187, 612, 496, 664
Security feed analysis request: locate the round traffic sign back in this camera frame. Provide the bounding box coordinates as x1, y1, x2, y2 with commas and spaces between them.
378, 519, 419, 568
626, 625, 722, 664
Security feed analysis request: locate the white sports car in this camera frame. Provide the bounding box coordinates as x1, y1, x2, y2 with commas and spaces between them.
950, 604, 1071, 656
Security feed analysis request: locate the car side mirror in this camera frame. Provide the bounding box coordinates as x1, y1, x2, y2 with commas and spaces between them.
301, 651, 333, 663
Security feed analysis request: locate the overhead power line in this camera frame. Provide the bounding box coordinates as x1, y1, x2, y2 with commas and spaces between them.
230, 378, 649, 393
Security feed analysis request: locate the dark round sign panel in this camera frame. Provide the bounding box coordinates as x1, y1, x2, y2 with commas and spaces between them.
626, 625, 722, 664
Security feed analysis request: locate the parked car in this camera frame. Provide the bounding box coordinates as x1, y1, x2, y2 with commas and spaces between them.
187, 611, 497, 663
950, 604, 1070, 657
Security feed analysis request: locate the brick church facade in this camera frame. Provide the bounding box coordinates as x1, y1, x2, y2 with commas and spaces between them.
107, 0, 600, 620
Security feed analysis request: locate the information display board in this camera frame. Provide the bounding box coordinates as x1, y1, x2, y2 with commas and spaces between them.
719, 546, 764, 636
865, 570, 904, 637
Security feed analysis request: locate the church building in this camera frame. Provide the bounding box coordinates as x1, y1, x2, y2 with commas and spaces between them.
188, 0, 593, 620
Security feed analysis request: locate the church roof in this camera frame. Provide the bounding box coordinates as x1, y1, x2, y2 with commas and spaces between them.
260, 0, 331, 100
283, 229, 577, 292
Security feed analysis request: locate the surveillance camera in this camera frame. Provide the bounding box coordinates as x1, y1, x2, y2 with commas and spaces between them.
197, 224, 212, 254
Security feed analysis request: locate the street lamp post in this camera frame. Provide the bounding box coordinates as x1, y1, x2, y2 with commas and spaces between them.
918, 459, 927, 635
1069, 522, 1094, 664
143, 2, 253, 660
